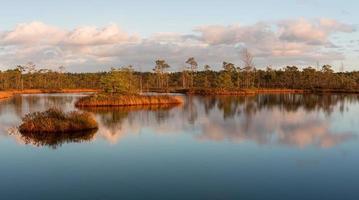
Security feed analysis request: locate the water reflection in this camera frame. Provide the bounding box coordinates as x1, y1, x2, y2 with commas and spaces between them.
81, 106, 178, 144
197, 109, 355, 148
192, 95, 358, 148
89, 94, 358, 148
10, 129, 97, 149
1, 93, 358, 148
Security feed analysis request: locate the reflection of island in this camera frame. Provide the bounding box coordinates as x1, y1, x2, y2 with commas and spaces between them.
1, 94, 95, 148
82, 94, 358, 148
2, 94, 359, 149
81, 105, 178, 144
14, 129, 97, 149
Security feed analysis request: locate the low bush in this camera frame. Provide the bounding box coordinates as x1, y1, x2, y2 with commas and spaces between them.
19, 108, 98, 133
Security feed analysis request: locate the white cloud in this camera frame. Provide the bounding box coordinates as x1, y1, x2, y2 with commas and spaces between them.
0, 21, 66, 45
64, 24, 139, 46
278, 18, 354, 45
0, 19, 356, 71
0, 21, 139, 46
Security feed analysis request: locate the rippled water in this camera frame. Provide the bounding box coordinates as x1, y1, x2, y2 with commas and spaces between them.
1, 93, 359, 199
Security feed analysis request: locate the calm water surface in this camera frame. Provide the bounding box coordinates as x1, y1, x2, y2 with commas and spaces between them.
0, 93, 359, 200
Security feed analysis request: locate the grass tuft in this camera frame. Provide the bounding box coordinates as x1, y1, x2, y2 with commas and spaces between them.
75, 94, 184, 107
19, 108, 98, 133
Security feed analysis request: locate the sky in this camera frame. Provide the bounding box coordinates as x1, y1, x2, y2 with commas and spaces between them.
0, 0, 358, 72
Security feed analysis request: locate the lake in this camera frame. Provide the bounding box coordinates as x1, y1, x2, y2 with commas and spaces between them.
0, 93, 359, 200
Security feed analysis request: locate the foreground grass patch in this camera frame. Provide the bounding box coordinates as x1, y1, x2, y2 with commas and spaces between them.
19, 108, 98, 133
75, 94, 184, 107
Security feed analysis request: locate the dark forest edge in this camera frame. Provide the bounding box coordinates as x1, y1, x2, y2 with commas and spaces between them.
1, 53, 359, 99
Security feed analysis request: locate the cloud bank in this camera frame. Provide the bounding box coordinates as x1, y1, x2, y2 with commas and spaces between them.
0, 18, 355, 71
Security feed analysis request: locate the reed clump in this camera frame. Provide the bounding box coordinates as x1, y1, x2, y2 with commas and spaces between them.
19, 108, 98, 133
75, 94, 184, 107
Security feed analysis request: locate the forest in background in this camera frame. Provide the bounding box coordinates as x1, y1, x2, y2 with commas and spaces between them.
1, 56, 359, 93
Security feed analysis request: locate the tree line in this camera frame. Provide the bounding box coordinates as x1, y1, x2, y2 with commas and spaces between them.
0, 63, 102, 90
1, 53, 359, 93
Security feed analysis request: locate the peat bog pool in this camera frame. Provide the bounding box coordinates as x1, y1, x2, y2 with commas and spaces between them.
0, 93, 359, 200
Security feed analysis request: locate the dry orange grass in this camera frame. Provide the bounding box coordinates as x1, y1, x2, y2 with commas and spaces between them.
0, 89, 99, 100
0, 91, 13, 100
19, 108, 98, 133
75, 94, 184, 107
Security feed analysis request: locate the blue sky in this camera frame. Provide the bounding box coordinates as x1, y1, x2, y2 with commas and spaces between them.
1, 0, 358, 34
0, 0, 358, 72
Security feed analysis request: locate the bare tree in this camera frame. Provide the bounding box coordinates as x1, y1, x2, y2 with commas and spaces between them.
58, 66, 66, 73
236, 67, 242, 88
240, 48, 254, 70
25, 62, 36, 73
185, 57, 198, 88
16, 65, 25, 90
153, 60, 170, 89
25, 62, 37, 89
240, 48, 255, 88
204, 64, 211, 88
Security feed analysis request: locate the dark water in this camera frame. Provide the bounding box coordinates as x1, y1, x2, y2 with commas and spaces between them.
1, 93, 359, 200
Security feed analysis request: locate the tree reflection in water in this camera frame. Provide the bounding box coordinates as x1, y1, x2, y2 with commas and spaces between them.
80, 105, 178, 144
87, 94, 358, 148
195, 94, 358, 148
2, 93, 359, 149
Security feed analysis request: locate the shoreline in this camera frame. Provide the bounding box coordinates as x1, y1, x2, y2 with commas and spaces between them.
0, 89, 99, 100
2, 88, 359, 102
185, 88, 306, 95
173, 88, 359, 96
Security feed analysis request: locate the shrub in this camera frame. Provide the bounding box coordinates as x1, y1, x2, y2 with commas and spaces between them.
19, 108, 98, 133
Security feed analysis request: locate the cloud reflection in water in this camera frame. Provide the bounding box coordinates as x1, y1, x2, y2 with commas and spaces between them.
1, 94, 358, 148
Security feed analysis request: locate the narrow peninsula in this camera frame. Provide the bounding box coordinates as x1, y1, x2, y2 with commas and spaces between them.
75, 67, 184, 107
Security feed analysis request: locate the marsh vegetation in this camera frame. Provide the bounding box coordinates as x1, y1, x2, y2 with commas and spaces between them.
75, 66, 183, 107
1, 53, 359, 98
75, 94, 183, 107
19, 108, 98, 133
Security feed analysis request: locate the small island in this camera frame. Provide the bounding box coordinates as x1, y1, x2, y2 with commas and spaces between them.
19, 108, 98, 133
75, 66, 184, 107
76, 94, 183, 107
